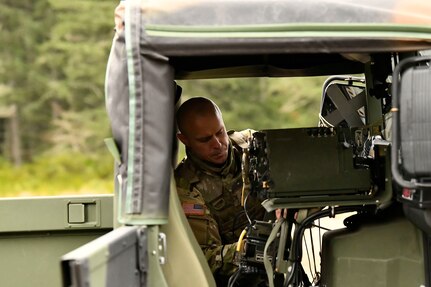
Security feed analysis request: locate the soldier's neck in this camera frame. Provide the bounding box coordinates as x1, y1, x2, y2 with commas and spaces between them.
186, 145, 236, 176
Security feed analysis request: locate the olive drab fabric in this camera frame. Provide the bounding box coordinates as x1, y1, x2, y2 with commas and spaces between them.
175, 130, 265, 274
105, 0, 175, 224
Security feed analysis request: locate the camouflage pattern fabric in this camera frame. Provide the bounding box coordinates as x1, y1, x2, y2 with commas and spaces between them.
175, 130, 265, 277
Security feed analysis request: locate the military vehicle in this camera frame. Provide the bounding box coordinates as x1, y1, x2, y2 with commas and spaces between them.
2, 0, 431, 286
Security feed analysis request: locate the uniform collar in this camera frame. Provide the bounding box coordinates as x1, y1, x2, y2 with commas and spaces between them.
186, 141, 238, 177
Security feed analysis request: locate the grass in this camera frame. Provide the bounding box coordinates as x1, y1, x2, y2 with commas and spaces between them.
0, 153, 114, 197
0, 143, 187, 198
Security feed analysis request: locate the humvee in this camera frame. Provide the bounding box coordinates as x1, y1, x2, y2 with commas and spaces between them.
2, 0, 431, 286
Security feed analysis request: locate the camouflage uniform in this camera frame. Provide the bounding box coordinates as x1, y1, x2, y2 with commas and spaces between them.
175, 130, 265, 279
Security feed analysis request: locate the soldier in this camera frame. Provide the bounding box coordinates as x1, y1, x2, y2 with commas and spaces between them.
175, 97, 265, 285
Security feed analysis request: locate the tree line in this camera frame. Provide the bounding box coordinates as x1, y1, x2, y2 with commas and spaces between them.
0, 0, 115, 161
0, 0, 325, 165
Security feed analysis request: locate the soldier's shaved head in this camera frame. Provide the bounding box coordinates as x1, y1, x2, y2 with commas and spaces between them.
176, 97, 223, 136
176, 97, 229, 165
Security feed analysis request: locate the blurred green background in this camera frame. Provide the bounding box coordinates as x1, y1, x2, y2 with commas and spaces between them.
0, 0, 324, 197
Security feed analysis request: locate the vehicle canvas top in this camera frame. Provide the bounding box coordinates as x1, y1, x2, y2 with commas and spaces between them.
105, 0, 431, 225
114, 0, 431, 81
142, 0, 431, 27
139, 0, 431, 57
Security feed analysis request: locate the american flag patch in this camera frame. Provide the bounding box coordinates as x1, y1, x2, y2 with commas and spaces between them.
182, 203, 205, 216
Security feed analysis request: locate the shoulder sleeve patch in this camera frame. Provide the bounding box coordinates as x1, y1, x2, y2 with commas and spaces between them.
182, 203, 205, 216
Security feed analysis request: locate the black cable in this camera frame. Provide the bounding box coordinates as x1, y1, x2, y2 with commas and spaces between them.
303, 232, 314, 280
310, 222, 330, 231
227, 267, 241, 287
300, 264, 312, 287
309, 228, 317, 279
284, 206, 361, 287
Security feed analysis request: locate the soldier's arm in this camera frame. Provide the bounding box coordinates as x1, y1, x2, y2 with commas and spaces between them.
176, 183, 239, 275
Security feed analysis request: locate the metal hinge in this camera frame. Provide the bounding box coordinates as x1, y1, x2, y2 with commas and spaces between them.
157, 232, 167, 264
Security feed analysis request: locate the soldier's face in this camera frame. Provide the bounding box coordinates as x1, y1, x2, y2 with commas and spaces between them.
178, 113, 229, 165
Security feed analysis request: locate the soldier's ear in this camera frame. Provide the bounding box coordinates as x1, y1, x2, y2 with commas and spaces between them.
177, 133, 189, 146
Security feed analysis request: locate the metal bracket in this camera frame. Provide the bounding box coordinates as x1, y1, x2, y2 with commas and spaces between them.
158, 232, 167, 265
147, 226, 168, 287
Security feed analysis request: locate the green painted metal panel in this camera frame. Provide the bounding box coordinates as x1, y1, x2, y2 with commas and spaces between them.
0, 195, 113, 287
321, 214, 425, 287
62, 226, 141, 287
0, 195, 113, 232
0, 232, 108, 287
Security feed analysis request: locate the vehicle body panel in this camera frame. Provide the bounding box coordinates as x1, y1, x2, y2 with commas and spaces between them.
0, 195, 113, 287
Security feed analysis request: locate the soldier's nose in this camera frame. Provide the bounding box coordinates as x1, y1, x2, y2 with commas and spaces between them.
211, 137, 222, 149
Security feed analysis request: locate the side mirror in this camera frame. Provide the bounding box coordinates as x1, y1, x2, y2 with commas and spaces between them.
392, 56, 431, 196
319, 76, 366, 128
